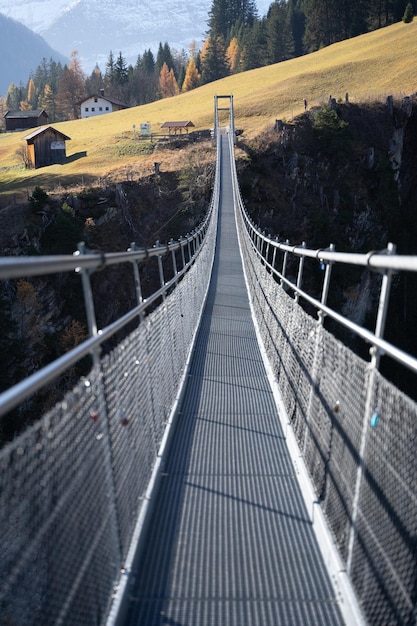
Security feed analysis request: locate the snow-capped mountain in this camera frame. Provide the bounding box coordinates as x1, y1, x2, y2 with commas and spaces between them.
0, 0, 272, 73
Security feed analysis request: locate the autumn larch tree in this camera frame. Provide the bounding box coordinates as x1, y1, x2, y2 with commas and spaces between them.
182, 58, 201, 92
158, 62, 179, 98
56, 51, 87, 120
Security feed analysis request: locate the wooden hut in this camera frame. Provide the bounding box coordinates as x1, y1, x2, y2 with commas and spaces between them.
23, 126, 71, 169
160, 121, 195, 134
4, 110, 48, 132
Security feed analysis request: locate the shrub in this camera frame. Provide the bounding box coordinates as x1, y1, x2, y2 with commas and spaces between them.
403, 2, 414, 22
29, 186, 49, 211
312, 105, 350, 157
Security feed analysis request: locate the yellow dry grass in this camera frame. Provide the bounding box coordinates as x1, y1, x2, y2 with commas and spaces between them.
1, 20, 417, 200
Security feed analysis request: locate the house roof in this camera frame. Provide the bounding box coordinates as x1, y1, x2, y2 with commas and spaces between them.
160, 121, 195, 128
4, 109, 48, 119
80, 94, 128, 107
23, 126, 71, 142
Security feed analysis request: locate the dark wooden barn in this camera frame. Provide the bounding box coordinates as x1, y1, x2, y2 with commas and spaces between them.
23, 126, 71, 169
4, 109, 48, 132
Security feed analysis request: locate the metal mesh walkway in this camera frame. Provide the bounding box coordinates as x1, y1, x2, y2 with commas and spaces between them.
124, 135, 345, 625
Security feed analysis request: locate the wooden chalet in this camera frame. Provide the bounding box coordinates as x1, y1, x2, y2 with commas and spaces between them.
23, 126, 71, 169
80, 90, 128, 118
4, 109, 48, 132
160, 121, 195, 134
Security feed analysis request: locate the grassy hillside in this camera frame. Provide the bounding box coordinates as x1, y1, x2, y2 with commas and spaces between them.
1, 20, 417, 201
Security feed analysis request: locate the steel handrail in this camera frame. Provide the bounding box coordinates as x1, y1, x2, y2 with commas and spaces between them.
0, 213, 212, 280
228, 130, 417, 374
242, 212, 417, 273
0, 136, 221, 419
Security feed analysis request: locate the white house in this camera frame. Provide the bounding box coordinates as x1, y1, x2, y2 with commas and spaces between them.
80, 90, 128, 119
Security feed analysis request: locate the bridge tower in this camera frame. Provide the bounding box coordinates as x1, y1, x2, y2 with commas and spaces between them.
214, 94, 235, 143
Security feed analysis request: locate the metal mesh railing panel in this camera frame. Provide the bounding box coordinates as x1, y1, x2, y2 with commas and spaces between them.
0, 202, 216, 624
102, 327, 156, 560
237, 207, 417, 626
314, 334, 368, 559
349, 371, 417, 624
0, 366, 120, 625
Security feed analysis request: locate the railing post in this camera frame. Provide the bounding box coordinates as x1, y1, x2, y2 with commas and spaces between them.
180, 236, 186, 270
187, 234, 192, 264
155, 240, 166, 301
272, 238, 278, 273
170, 239, 179, 285
371, 242, 396, 369
303, 244, 335, 454
265, 239, 270, 272
347, 242, 396, 574
76, 242, 98, 343
74, 242, 123, 572
281, 239, 290, 286
295, 242, 306, 303
318, 243, 335, 324
129, 242, 145, 323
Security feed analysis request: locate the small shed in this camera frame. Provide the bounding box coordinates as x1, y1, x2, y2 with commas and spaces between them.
4, 109, 48, 132
160, 121, 195, 134
23, 126, 71, 169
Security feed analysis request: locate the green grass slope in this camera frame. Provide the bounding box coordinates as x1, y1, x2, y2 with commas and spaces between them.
1, 20, 417, 199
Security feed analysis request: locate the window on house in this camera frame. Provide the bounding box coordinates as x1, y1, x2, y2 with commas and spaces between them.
92, 107, 95, 111
105, 107, 109, 111
99, 107, 102, 111
94, 98, 98, 103
85, 107, 89, 112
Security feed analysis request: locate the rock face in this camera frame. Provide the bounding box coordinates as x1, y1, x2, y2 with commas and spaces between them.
237, 97, 417, 398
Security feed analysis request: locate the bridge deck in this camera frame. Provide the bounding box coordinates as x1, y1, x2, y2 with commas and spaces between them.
124, 135, 345, 625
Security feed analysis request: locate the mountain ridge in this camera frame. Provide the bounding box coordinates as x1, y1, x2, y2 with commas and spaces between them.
0, 0, 271, 73
0, 13, 68, 96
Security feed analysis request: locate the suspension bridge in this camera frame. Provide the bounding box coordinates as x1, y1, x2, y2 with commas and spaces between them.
0, 96, 416, 626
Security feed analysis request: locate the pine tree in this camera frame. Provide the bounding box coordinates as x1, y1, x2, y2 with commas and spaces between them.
182, 58, 201, 92
141, 49, 155, 74
288, 0, 305, 56
156, 42, 174, 74
33, 58, 49, 96
208, 0, 258, 40
105, 50, 116, 85
86, 65, 104, 95
303, 0, 339, 51
177, 64, 186, 91
239, 19, 268, 70
208, 0, 229, 39
48, 59, 64, 93
115, 52, 128, 86
266, 1, 294, 63
200, 37, 229, 84
38, 84, 57, 121
6, 83, 22, 110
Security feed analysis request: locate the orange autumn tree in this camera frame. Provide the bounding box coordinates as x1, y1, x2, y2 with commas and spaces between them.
182, 58, 201, 92
159, 62, 179, 98
226, 37, 240, 74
